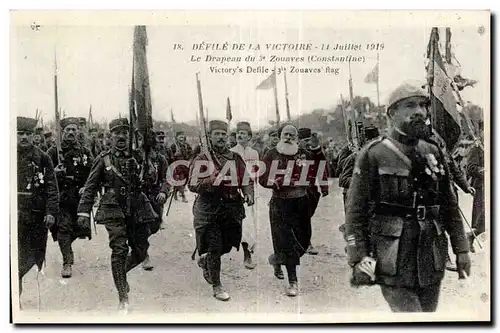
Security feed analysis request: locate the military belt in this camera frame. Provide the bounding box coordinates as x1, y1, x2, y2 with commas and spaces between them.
104, 187, 128, 196
376, 203, 440, 221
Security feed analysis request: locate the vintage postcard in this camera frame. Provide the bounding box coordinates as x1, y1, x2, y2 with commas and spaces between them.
10, 10, 490, 323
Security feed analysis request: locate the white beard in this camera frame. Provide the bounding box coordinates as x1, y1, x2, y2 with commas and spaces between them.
276, 140, 299, 156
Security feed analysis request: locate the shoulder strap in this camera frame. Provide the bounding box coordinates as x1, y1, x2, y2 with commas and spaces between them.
103, 154, 129, 184
381, 138, 412, 169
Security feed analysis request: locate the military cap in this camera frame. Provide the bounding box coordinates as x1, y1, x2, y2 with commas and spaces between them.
78, 117, 87, 125
89, 127, 98, 133
156, 131, 165, 136
387, 82, 428, 111
109, 118, 130, 132
268, 129, 278, 136
35, 127, 44, 134
44, 132, 53, 138
236, 121, 252, 133
17, 117, 38, 133
208, 120, 228, 133
60, 117, 80, 130
175, 131, 185, 137
363, 126, 380, 140
298, 127, 312, 140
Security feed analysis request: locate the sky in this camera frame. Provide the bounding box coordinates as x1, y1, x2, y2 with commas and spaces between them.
11, 12, 490, 130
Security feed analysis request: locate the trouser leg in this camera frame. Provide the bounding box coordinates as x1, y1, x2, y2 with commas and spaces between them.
126, 222, 150, 272
105, 220, 129, 302
57, 233, 74, 265
285, 264, 297, 283
380, 285, 423, 312
206, 252, 222, 286
418, 283, 441, 312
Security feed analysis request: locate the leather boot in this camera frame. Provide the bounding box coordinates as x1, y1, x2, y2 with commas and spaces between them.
274, 265, 284, 279
242, 243, 256, 269
197, 254, 212, 285
286, 282, 298, 297
213, 284, 230, 301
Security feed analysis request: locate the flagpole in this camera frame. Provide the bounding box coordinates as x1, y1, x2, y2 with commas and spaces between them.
284, 70, 291, 121
273, 64, 280, 126
376, 52, 380, 108
348, 60, 359, 149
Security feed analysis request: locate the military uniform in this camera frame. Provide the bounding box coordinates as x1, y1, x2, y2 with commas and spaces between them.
77, 118, 158, 307
47, 117, 94, 277
466, 143, 485, 240
188, 120, 254, 301
17, 117, 59, 295
171, 131, 193, 202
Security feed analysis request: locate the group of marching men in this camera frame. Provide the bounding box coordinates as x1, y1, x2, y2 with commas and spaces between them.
16, 81, 485, 315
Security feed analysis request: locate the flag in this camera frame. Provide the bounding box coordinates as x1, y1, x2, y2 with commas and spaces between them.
226, 97, 232, 122
256, 72, 276, 90
132, 25, 153, 142
427, 27, 461, 150
364, 64, 379, 84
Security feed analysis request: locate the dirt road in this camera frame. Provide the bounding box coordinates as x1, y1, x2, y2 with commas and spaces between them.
15, 181, 489, 322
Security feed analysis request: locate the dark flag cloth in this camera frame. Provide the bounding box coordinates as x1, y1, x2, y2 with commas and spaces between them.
427, 27, 462, 151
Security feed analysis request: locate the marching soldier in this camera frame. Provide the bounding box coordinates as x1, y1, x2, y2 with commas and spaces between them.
297, 128, 330, 256
47, 117, 94, 278
343, 83, 471, 312
259, 124, 325, 297
16, 117, 59, 299
32, 127, 44, 150
89, 127, 103, 157
230, 121, 260, 269
188, 120, 254, 301
76, 118, 158, 314
171, 131, 193, 203
466, 120, 484, 252
260, 129, 279, 159
154, 130, 173, 163
44, 132, 55, 151
139, 131, 171, 270
228, 131, 237, 149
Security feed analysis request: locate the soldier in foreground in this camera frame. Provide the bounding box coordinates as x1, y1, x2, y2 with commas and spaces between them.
259, 124, 324, 297
16, 117, 58, 300
77, 118, 158, 314
344, 83, 471, 312
230, 121, 260, 269
47, 117, 94, 278
188, 120, 254, 301
171, 131, 192, 203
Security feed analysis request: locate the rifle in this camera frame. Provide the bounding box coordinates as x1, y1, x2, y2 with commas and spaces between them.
196, 73, 222, 170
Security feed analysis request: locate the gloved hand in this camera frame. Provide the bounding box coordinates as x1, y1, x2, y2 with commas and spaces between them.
156, 192, 167, 205
350, 256, 377, 287
44, 214, 56, 229
468, 187, 476, 196
457, 252, 472, 279
76, 216, 92, 240
244, 194, 254, 206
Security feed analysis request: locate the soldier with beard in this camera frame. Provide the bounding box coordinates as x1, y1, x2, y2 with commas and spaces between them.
344, 83, 471, 312
230, 121, 260, 269
297, 128, 329, 256
171, 131, 193, 203
188, 120, 254, 301
77, 118, 158, 314
259, 124, 325, 297
47, 117, 94, 278
16, 117, 59, 300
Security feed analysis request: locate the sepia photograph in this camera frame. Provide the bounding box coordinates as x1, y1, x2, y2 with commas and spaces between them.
9, 10, 490, 323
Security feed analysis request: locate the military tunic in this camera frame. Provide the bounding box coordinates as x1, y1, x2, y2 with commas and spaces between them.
17, 145, 59, 283
77, 148, 158, 300
466, 144, 485, 235
344, 136, 469, 311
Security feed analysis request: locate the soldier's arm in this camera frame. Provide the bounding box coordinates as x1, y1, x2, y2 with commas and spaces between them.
466, 146, 484, 180
235, 153, 254, 198
46, 147, 58, 167
41, 152, 60, 216
307, 147, 330, 192
159, 155, 171, 194
344, 149, 373, 266
187, 154, 218, 194
77, 155, 105, 217
339, 153, 356, 189
258, 149, 276, 189
448, 157, 470, 193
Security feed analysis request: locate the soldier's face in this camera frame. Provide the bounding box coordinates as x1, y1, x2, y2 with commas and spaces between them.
17, 131, 32, 147
32, 134, 41, 144
156, 135, 165, 145
90, 131, 98, 139
236, 130, 251, 144
177, 135, 185, 143
111, 127, 129, 150
269, 133, 279, 145
280, 126, 298, 144
390, 96, 430, 139
63, 124, 78, 142
210, 129, 228, 149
